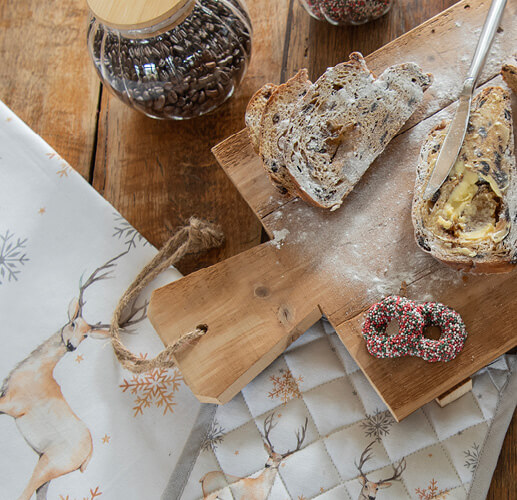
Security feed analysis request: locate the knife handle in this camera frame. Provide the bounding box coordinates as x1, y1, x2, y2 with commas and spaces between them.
465, 0, 507, 90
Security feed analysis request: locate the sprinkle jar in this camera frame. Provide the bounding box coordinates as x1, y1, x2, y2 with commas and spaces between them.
298, 0, 393, 25
86, 0, 252, 120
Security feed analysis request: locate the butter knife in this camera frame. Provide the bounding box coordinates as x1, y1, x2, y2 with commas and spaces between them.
423, 0, 507, 200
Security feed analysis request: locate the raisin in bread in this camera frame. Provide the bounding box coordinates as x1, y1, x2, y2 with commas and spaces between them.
258, 69, 311, 194
245, 83, 277, 154
502, 60, 517, 94
283, 52, 432, 210
412, 86, 516, 273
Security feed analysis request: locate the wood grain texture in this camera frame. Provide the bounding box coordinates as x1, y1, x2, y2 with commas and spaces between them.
92, 0, 291, 274
1, 0, 513, 495
0, 0, 100, 179
150, 0, 517, 419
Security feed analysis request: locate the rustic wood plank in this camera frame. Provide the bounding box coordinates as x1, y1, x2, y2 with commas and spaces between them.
92, 0, 292, 274
0, 0, 100, 179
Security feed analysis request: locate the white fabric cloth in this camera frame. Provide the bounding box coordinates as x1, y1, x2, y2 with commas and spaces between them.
0, 101, 515, 500
0, 102, 200, 499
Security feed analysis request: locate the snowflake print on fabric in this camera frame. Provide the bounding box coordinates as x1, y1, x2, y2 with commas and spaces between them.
464, 442, 480, 471
201, 419, 225, 451
119, 359, 183, 416
0, 230, 28, 285
59, 486, 102, 500
268, 369, 303, 405
46, 152, 72, 178
415, 479, 449, 499
56, 165, 71, 177
112, 213, 148, 252
361, 409, 394, 442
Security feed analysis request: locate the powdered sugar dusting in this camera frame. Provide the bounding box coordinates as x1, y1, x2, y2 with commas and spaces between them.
263, 89, 502, 310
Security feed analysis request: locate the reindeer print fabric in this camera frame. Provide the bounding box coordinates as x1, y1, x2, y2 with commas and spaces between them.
0, 101, 199, 500
0, 100, 515, 500
177, 322, 516, 500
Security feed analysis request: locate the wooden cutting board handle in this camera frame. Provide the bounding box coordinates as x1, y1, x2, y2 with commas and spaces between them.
148, 241, 322, 403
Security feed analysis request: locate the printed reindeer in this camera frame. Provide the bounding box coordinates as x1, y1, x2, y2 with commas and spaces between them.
0, 253, 146, 500
355, 441, 406, 500
201, 413, 308, 499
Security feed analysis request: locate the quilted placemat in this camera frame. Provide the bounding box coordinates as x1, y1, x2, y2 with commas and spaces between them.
0, 101, 515, 500
171, 322, 515, 500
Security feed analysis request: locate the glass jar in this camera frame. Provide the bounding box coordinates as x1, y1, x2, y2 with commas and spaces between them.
86, 0, 252, 120
299, 0, 393, 25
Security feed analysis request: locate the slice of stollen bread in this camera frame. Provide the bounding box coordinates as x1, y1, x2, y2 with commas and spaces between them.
245, 83, 277, 154
258, 69, 311, 194
412, 86, 516, 273
283, 52, 432, 210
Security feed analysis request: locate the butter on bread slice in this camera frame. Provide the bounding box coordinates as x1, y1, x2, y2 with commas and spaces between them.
245, 83, 277, 154
412, 86, 516, 273
282, 52, 432, 210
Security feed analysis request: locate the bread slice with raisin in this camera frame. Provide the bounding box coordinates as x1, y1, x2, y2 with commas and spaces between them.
412, 86, 516, 273
245, 83, 277, 154
258, 69, 311, 194
283, 52, 432, 210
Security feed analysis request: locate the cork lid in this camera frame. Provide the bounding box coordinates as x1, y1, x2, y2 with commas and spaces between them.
87, 0, 195, 30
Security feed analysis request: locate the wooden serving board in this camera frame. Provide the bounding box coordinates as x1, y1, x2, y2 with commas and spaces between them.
148, 0, 517, 421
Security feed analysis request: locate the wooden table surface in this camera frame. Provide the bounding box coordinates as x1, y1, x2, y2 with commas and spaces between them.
0, 0, 514, 497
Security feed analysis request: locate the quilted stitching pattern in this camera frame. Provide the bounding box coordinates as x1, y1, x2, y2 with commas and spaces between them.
182, 321, 514, 500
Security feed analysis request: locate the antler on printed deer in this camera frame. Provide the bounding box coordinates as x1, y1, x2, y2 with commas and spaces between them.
376, 457, 407, 485
202, 414, 309, 499
262, 414, 308, 457
355, 441, 375, 479
263, 413, 278, 452
77, 252, 126, 315
282, 418, 308, 458
92, 299, 149, 333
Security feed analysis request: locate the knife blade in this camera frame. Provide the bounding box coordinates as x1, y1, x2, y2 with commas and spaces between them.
422, 0, 507, 200
423, 89, 472, 200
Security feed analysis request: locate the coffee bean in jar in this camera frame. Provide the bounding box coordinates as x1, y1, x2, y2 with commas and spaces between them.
86, 0, 252, 120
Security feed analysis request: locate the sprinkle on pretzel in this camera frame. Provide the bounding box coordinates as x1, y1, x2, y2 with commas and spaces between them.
362, 296, 467, 363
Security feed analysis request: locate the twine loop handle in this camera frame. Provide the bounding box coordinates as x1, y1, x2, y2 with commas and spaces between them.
110, 217, 224, 373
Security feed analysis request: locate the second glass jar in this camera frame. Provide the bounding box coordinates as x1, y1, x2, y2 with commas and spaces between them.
299, 0, 393, 25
